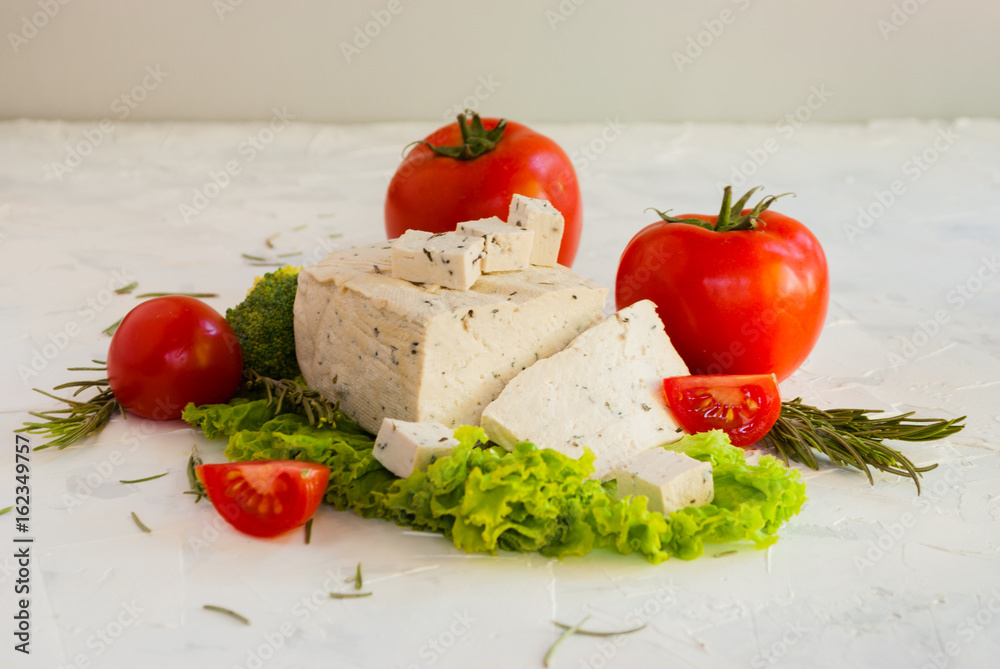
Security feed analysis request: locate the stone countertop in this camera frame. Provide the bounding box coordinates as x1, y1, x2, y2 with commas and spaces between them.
0, 118, 998, 668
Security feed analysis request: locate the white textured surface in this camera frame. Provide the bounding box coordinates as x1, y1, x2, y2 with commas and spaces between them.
1, 118, 999, 668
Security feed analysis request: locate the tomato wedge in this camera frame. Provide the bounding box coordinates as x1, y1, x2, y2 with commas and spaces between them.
196, 461, 330, 538
663, 374, 781, 447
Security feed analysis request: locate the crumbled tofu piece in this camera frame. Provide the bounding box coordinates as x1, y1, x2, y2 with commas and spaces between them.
391, 230, 485, 290
507, 194, 564, 267
480, 300, 690, 478
456, 217, 534, 273
373, 418, 458, 478
610, 448, 714, 515
294, 241, 607, 434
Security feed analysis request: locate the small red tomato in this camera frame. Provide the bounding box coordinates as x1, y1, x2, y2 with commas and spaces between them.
385, 112, 582, 266
107, 296, 243, 420
663, 374, 781, 447
616, 187, 829, 381
196, 461, 330, 538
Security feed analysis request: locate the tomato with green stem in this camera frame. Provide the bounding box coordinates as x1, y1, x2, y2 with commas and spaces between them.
616, 187, 829, 382
385, 112, 582, 266
663, 374, 781, 447
196, 460, 330, 538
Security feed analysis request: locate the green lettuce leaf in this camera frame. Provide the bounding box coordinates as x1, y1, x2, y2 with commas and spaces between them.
183, 401, 806, 563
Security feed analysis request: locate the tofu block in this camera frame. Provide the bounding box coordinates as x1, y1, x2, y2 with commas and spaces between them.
373, 418, 458, 478
456, 217, 534, 273
507, 194, 564, 267
391, 230, 485, 291
480, 300, 690, 479
294, 241, 607, 434
611, 448, 714, 515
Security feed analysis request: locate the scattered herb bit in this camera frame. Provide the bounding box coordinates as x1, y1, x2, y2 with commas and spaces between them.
318, 213, 337, 219
135, 292, 219, 299
544, 615, 591, 667
114, 281, 138, 295
763, 399, 966, 493
713, 550, 737, 558
102, 317, 122, 337
304, 518, 313, 544
329, 592, 372, 599
552, 620, 647, 637
131, 511, 152, 533
242, 253, 267, 262
265, 232, 280, 248
277, 252, 302, 258
242, 369, 338, 427
354, 562, 363, 590
185, 445, 207, 503
0, 506, 12, 516
203, 604, 250, 625
17, 361, 124, 450
292, 224, 307, 231
120, 472, 168, 485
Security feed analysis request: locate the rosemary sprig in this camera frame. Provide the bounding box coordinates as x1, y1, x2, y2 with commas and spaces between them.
243, 369, 339, 426
544, 615, 591, 667
762, 398, 965, 493
17, 361, 124, 450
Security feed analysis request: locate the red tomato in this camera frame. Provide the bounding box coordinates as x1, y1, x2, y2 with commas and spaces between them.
107, 296, 243, 420
663, 374, 781, 447
616, 187, 828, 381
385, 112, 582, 266
196, 461, 329, 538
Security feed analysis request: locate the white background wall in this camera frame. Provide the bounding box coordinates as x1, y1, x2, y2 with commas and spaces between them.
1, 0, 998, 124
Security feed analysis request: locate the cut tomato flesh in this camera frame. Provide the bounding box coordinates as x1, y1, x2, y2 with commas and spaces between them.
663, 374, 781, 447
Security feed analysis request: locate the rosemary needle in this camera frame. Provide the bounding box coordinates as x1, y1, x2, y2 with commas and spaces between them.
0, 506, 12, 516
545, 615, 591, 667
131, 511, 151, 533
135, 292, 218, 299
329, 592, 372, 599
552, 620, 648, 637
114, 281, 138, 295
120, 472, 168, 485
102, 317, 122, 336
242, 253, 267, 262
304, 518, 313, 545
203, 604, 250, 625
354, 562, 363, 590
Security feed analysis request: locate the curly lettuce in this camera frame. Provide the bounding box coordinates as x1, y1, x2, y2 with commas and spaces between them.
182, 400, 806, 563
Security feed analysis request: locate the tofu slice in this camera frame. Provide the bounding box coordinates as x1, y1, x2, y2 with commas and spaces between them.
294, 241, 607, 434
610, 448, 714, 515
456, 217, 534, 273
507, 194, 564, 267
480, 300, 690, 479
391, 230, 485, 291
373, 418, 458, 478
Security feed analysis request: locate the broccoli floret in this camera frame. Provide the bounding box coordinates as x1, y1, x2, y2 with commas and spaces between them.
226, 265, 301, 380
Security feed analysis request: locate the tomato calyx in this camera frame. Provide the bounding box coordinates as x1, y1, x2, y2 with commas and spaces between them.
646, 186, 793, 232
406, 111, 508, 161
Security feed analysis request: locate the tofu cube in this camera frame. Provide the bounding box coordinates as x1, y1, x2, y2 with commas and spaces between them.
610, 448, 714, 515
456, 217, 534, 273
373, 418, 458, 478
391, 230, 485, 291
507, 194, 565, 267
480, 300, 690, 479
